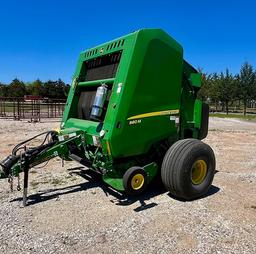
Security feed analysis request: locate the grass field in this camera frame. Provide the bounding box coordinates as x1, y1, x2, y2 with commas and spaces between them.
210, 113, 256, 121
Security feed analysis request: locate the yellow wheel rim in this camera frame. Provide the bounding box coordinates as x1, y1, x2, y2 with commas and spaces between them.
191, 160, 207, 185
131, 173, 145, 190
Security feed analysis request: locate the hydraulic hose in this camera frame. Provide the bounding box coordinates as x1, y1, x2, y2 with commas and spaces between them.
1, 131, 57, 177
12, 131, 55, 155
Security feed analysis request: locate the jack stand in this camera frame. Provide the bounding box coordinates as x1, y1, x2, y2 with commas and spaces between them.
23, 166, 29, 207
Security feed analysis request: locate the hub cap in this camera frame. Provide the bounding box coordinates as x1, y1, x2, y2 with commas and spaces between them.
191, 160, 207, 185
131, 173, 145, 190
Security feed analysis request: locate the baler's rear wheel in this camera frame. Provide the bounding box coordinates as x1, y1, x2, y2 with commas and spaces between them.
161, 139, 215, 200
123, 166, 148, 195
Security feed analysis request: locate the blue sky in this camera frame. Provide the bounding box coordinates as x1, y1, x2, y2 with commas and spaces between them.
0, 0, 255, 84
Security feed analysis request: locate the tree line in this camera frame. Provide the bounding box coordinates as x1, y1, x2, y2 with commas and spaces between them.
198, 62, 256, 115
1, 62, 256, 114
0, 78, 70, 100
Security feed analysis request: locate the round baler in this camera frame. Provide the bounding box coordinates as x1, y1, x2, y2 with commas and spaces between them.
0, 29, 215, 205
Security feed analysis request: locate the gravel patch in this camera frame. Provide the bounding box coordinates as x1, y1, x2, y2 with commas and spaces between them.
0, 117, 255, 253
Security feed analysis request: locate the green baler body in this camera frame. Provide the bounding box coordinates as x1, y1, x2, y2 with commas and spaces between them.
62, 29, 202, 166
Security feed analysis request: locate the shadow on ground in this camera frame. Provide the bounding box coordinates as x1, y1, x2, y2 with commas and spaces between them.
10, 167, 220, 212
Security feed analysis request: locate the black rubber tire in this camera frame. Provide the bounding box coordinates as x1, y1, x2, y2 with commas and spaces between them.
161, 138, 215, 200
123, 166, 148, 195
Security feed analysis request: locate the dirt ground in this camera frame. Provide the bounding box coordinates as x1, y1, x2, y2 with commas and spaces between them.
0, 117, 255, 254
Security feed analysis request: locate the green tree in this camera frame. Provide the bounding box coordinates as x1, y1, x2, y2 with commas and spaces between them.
253, 70, 256, 103
218, 69, 235, 114
0, 83, 9, 97
197, 70, 212, 102
8, 78, 26, 97
26, 79, 43, 96
208, 73, 221, 111
237, 62, 255, 115
42, 79, 69, 99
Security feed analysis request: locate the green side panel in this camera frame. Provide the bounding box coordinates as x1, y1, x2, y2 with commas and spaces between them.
143, 162, 158, 182
190, 73, 202, 88
194, 99, 202, 129
107, 29, 183, 158
102, 175, 124, 191
64, 118, 99, 135
180, 60, 203, 139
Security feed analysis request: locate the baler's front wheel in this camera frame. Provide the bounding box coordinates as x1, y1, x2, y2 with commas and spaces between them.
161, 139, 215, 200
123, 166, 148, 195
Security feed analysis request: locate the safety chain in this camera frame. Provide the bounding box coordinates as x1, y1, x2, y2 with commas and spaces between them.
17, 174, 21, 191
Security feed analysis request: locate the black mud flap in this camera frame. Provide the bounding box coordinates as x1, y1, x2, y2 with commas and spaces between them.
198, 103, 209, 140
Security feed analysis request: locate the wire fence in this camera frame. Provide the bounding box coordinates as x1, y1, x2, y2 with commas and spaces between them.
0, 97, 66, 121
